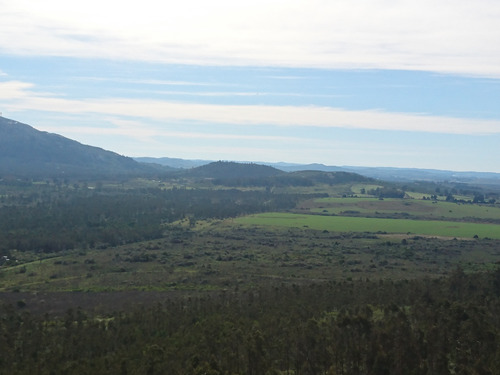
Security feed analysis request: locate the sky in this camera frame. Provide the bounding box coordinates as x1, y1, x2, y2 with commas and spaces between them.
1, 0, 500, 172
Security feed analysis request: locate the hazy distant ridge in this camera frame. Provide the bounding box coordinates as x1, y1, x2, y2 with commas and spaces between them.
137, 157, 500, 185
2, 115, 499, 185
135, 157, 209, 169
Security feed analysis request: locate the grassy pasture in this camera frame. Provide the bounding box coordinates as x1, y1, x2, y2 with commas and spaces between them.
405, 191, 440, 200
236, 212, 500, 239
307, 197, 500, 221
403, 191, 474, 200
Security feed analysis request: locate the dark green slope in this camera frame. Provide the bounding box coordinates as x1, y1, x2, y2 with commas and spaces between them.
182, 161, 285, 179
0, 117, 162, 178
174, 160, 373, 187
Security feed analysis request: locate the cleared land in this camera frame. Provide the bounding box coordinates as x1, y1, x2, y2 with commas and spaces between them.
301, 197, 500, 222
236, 212, 500, 239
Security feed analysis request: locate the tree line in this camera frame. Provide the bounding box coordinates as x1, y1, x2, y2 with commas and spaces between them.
0, 184, 309, 253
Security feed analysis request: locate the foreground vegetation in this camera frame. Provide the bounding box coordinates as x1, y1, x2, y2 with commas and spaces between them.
2, 268, 500, 374
1, 168, 500, 374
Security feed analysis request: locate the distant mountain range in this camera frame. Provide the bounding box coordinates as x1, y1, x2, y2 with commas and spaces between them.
2, 116, 500, 186
167, 161, 374, 188
137, 158, 500, 185
0, 117, 164, 178
135, 157, 209, 169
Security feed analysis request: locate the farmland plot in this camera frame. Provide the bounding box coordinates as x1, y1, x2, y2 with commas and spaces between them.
302, 197, 500, 222
237, 212, 500, 239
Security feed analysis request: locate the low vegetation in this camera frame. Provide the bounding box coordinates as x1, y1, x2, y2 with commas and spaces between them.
3, 268, 500, 374
1, 165, 500, 374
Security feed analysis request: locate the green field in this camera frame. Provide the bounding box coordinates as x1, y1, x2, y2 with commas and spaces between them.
306, 197, 500, 221
236, 212, 500, 239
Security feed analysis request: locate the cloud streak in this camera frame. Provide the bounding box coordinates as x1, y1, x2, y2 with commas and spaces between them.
2, 80, 500, 136
1, 0, 500, 77
44, 116, 301, 143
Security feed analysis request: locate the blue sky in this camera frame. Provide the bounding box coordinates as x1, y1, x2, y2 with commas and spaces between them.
1, 1, 500, 172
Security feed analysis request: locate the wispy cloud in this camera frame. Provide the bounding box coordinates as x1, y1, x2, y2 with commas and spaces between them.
2, 1, 500, 77
43, 123, 300, 144
263, 75, 310, 80
139, 90, 344, 99
77, 77, 217, 87
0, 81, 35, 99
3, 80, 500, 136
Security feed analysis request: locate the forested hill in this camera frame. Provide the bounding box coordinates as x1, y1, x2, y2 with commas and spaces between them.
0, 117, 163, 178
180, 161, 285, 179
174, 161, 373, 187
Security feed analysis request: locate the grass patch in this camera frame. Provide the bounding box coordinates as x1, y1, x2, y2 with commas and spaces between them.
308, 197, 500, 221
236, 212, 500, 239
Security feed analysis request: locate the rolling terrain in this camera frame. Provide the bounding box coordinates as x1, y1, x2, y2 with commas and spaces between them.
1, 116, 500, 374
137, 156, 500, 187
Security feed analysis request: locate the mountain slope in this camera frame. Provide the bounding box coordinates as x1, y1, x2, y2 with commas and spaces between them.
0, 117, 160, 178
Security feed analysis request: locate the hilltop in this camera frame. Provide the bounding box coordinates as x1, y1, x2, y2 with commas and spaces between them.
170, 161, 374, 189
180, 161, 284, 179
